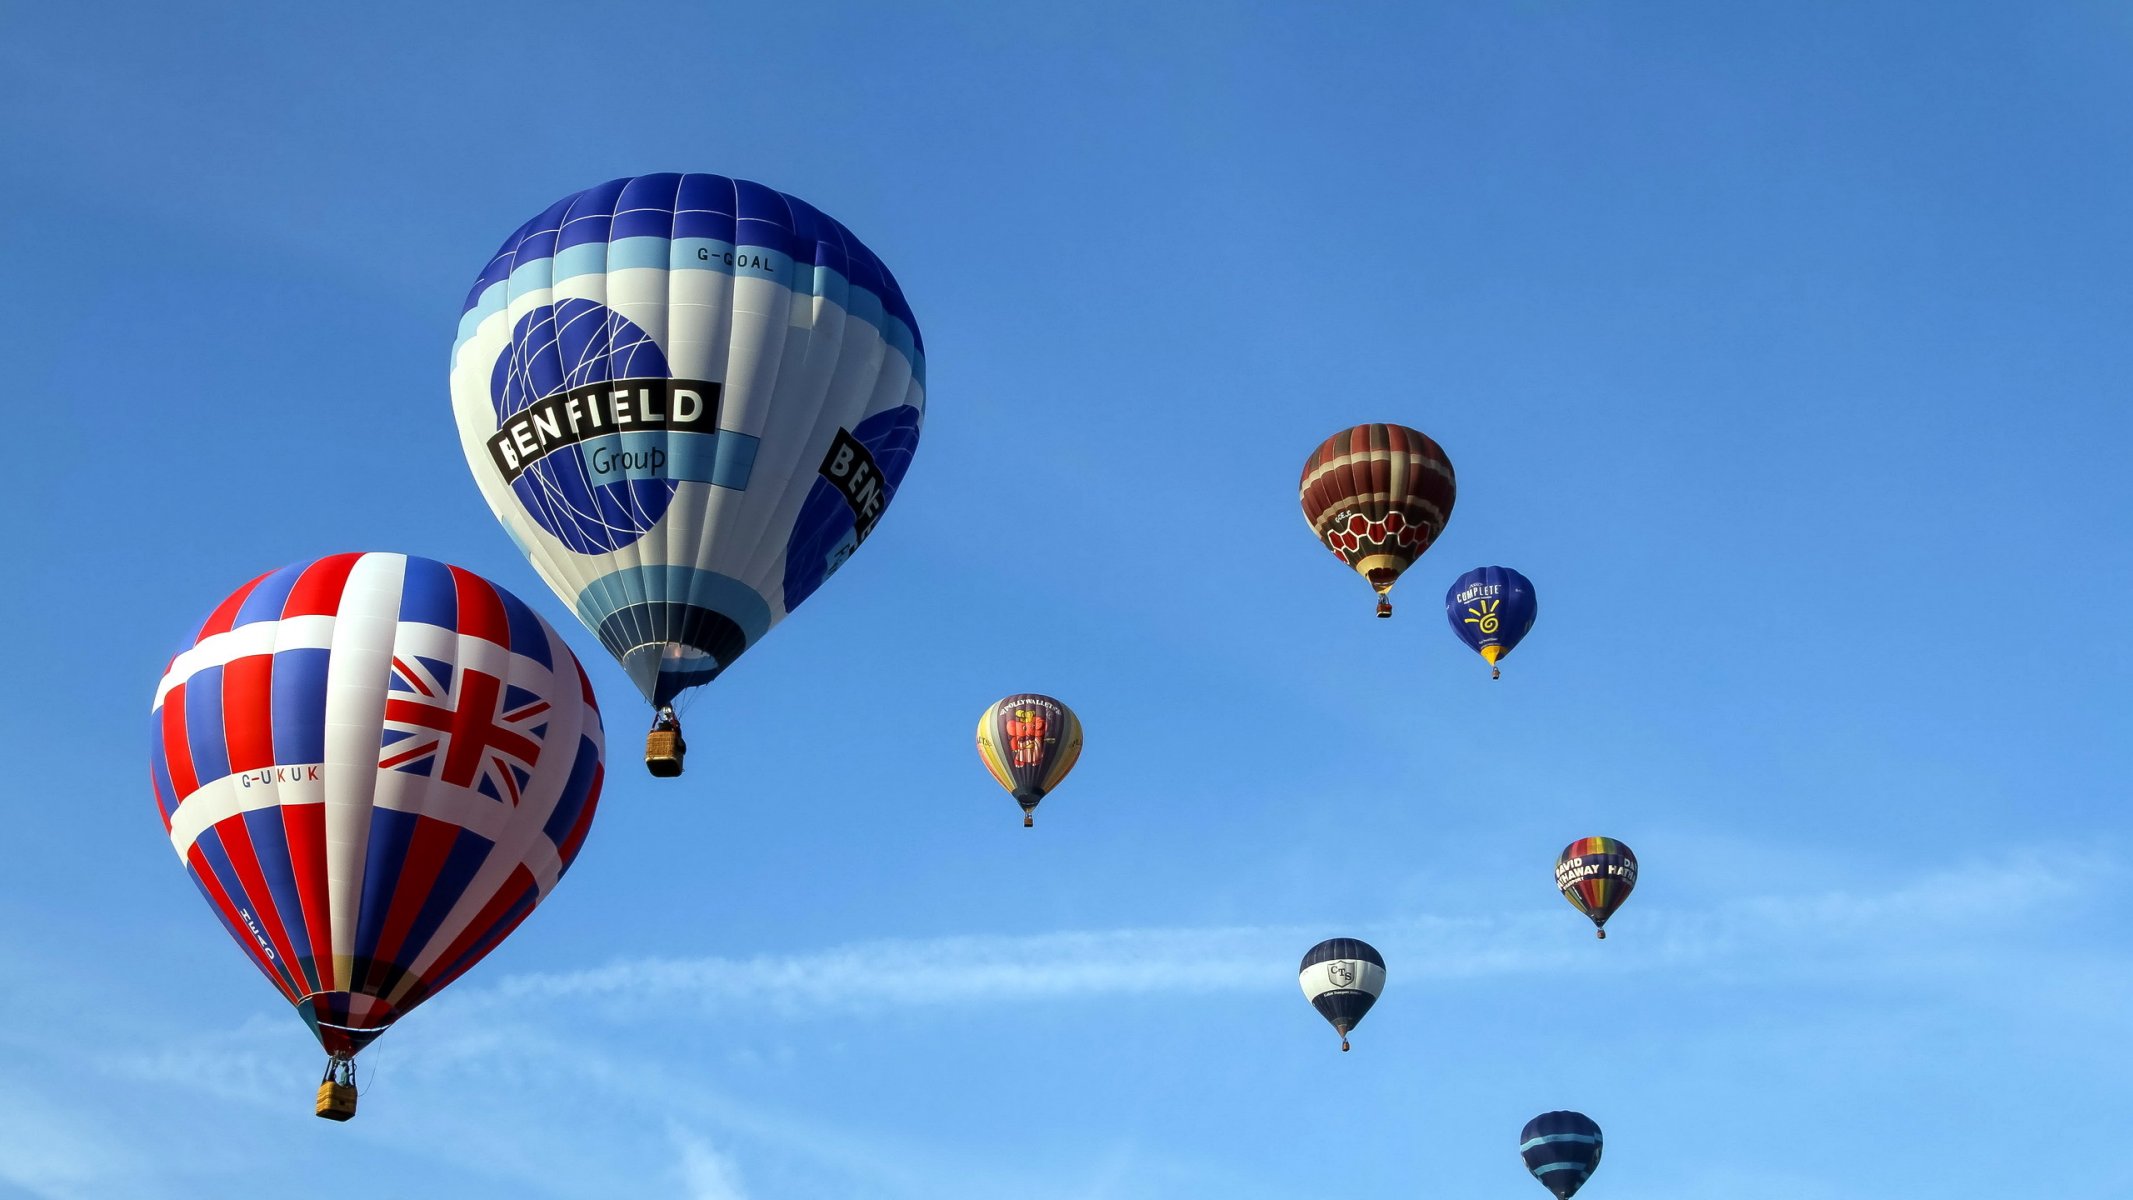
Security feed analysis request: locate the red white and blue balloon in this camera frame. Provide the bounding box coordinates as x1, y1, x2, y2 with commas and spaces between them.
448, 173, 925, 711
148, 552, 605, 1060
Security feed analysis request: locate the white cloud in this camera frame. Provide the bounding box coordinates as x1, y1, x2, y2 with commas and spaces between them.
469, 850, 2109, 1019
670, 1126, 750, 1200
68, 848, 2121, 1200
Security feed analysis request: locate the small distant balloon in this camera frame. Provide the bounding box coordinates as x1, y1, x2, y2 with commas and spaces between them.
1298, 938, 1384, 1051
1446, 565, 1537, 679
1556, 837, 1637, 939
1520, 1110, 1603, 1198
975, 694, 1083, 827
1299, 424, 1455, 617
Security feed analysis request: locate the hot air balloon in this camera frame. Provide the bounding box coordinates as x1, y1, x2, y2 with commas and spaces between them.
1556, 837, 1637, 939
449, 173, 924, 777
1298, 938, 1384, 1051
1520, 1110, 1603, 1198
1299, 424, 1455, 617
1446, 565, 1537, 679
975, 694, 1083, 827
149, 553, 605, 1120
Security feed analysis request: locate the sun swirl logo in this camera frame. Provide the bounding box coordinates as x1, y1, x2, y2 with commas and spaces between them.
1463, 597, 1502, 636
490, 299, 676, 553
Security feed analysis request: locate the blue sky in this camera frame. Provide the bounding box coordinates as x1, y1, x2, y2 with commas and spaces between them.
4, 2, 2130, 1196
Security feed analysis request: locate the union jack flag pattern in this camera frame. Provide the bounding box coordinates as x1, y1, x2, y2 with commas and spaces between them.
149, 552, 605, 1060
381, 655, 551, 805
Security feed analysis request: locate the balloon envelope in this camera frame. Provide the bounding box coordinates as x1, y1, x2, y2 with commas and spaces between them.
1298, 424, 1455, 616
1446, 565, 1537, 676
1298, 937, 1385, 1048
1557, 837, 1637, 937
450, 173, 925, 710
1520, 1110, 1603, 1198
975, 694, 1083, 822
149, 553, 605, 1059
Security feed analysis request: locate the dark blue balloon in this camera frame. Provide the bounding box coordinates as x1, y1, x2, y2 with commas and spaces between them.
1520, 1110, 1602, 1198
1446, 566, 1537, 678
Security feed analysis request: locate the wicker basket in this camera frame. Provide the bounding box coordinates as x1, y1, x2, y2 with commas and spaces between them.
315, 1080, 357, 1121
645, 730, 686, 777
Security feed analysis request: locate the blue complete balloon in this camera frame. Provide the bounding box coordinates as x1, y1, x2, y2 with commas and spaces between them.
1520, 1110, 1602, 1198
1446, 566, 1537, 679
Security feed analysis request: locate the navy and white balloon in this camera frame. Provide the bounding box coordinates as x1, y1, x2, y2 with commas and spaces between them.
1520, 1110, 1603, 1198
1298, 938, 1384, 1051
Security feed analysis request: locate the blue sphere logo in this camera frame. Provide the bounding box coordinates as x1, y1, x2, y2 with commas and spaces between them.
490, 299, 674, 552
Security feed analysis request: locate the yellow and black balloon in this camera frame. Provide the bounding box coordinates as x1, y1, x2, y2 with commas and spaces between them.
976, 694, 1083, 827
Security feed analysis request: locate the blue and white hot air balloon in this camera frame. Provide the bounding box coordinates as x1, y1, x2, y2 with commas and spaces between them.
1520, 1110, 1603, 1198
449, 174, 925, 776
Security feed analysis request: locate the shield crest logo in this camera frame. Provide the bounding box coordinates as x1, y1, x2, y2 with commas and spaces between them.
1328, 961, 1357, 988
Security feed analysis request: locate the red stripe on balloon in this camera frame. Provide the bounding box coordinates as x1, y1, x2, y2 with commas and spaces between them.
219, 653, 276, 774
282, 800, 334, 993
282, 552, 363, 618
448, 565, 511, 647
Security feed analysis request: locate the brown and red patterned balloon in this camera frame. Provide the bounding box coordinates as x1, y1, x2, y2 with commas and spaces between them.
1298, 423, 1456, 617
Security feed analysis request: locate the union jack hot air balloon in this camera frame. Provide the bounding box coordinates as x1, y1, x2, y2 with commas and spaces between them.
150, 553, 604, 1120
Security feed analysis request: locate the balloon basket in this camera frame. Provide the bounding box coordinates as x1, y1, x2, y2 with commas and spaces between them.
1375, 598, 1392, 619
645, 730, 686, 778
315, 1080, 357, 1121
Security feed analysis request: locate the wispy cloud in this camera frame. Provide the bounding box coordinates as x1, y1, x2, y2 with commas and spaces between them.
68, 849, 2121, 1200
471, 849, 2110, 1018
669, 1125, 750, 1200
485, 924, 1284, 1015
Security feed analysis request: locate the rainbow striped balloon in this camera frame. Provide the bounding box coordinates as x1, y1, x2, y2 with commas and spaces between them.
1555, 837, 1637, 939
